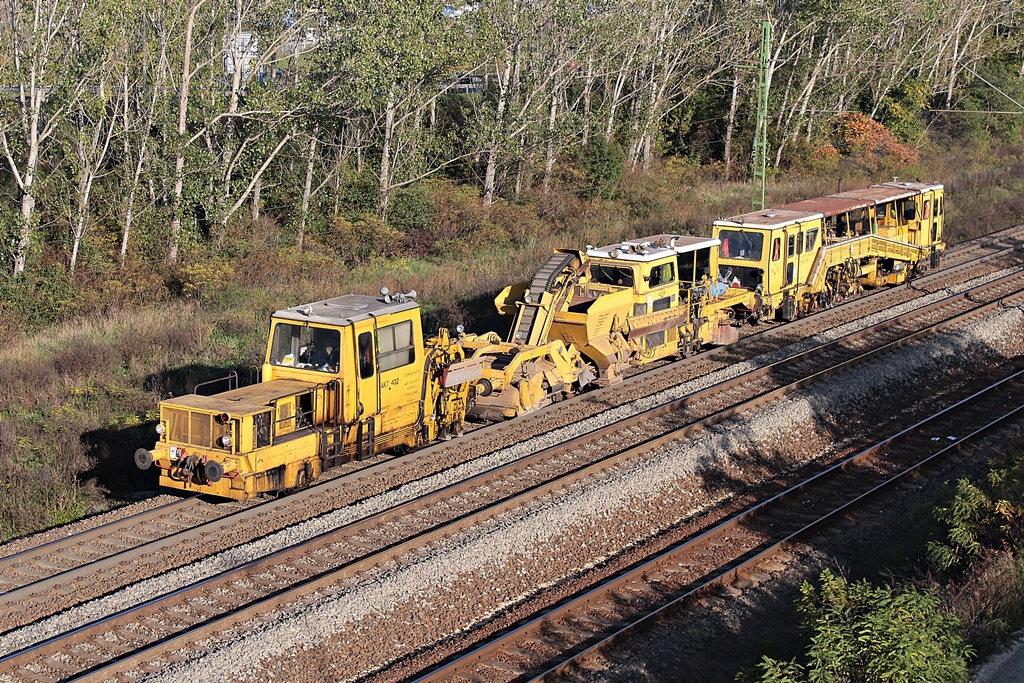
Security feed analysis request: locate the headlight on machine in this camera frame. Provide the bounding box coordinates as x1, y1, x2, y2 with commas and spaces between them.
217, 435, 232, 448
155, 423, 165, 436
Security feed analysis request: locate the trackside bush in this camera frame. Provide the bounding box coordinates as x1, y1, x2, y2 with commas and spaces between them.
927, 444, 1024, 572
578, 136, 625, 199
749, 569, 972, 683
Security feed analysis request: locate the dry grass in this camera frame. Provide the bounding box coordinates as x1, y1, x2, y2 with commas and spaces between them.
942, 549, 1024, 657
0, 304, 255, 539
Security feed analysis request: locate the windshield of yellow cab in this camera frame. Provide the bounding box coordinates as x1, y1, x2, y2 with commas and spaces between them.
718, 230, 764, 261
269, 322, 341, 372
590, 263, 635, 287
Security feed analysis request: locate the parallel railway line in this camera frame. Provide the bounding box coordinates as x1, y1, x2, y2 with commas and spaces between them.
1, 229, 1014, 633
417, 368, 1024, 683
2, 239, 1023, 682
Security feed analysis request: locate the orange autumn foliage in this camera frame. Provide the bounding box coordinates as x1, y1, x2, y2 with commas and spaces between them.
832, 112, 919, 167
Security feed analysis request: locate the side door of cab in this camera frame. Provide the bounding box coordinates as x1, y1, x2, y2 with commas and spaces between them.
375, 312, 424, 443
799, 220, 821, 284
352, 321, 380, 459
766, 231, 784, 299
919, 190, 935, 247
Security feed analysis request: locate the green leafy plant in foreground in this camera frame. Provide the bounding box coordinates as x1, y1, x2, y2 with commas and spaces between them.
927, 445, 1024, 572
749, 569, 971, 683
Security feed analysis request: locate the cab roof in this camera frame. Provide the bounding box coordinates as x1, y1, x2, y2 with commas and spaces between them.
782, 196, 873, 217
586, 234, 720, 263
717, 182, 944, 229
273, 293, 418, 326
714, 208, 822, 231
833, 186, 916, 203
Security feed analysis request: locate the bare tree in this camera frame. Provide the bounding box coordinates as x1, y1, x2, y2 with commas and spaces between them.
0, 0, 86, 275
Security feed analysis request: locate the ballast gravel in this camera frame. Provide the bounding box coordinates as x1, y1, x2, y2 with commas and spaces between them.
138, 306, 1023, 681
0, 270, 1019, 674
0, 494, 178, 561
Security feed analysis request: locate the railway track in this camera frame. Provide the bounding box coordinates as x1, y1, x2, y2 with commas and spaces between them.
2, 251, 1022, 682
3, 229, 1016, 636
415, 368, 1024, 683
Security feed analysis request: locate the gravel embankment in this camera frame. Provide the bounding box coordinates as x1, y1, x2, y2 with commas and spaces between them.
590, 399, 1024, 682
128, 305, 1024, 682
0, 270, 1018, 670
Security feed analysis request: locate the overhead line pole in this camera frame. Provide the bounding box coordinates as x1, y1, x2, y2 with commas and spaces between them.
752, 20, 771, 211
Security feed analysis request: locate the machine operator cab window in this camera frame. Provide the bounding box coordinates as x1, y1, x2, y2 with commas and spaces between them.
677, 247, 712, 287
269, 323, 341, 373
716, 228, 767, 290
646, 261, 675, 288
590, 263, 635, 288
719, 230, 764, 261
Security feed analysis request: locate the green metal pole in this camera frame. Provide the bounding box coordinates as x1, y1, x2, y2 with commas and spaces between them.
753, 20, 771, 210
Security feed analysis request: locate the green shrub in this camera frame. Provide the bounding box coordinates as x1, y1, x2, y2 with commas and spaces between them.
928, 443, 1024, 572
389, 184, 436, 238
877, 78, 930, 144
578, 136, 626, 199
749, 569, 972, 683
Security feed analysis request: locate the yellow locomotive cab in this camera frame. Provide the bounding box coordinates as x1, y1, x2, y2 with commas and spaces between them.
136, 290, 480, 500
713, 181, 945, 320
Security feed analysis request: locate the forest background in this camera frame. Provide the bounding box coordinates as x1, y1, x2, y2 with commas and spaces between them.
0, 0, 1023, 538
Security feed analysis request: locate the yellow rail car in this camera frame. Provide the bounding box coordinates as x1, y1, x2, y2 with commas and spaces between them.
713, 181, 945, 320
492, 235, 749, 386
135, 290, 481, 500
134, 182, 948, 500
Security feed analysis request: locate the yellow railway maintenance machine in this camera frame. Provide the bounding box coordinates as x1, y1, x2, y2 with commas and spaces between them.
135, 290, 483, 500
460, 250, 593, 421
487, 235, 751, 387
713, 181, 944, 321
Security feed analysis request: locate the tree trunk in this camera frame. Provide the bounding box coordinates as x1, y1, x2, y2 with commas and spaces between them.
379, 93, 396, 218
120, 144, 145, 267
723, 70, 742, 181
542, 90, 558, 193
11, 88, 42, 277
582, 55, 594, 147
168, 0, 205, 263
14, 191, 35, 276
251, 175, 262, 223
483, 59, 512, 204
298, 132, 317, 249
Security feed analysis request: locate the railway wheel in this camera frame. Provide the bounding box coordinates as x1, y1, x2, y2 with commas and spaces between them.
289, 461, 314, 490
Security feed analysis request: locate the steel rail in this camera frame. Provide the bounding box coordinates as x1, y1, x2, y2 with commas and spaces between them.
20, 271, 1019, 683
529, 368, 1024, 682
413, 365, 1024, 683
0, 496, 202, 568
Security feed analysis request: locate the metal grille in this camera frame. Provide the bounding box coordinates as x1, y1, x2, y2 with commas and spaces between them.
278, 402, 293, 431
191, 412, 212, 448
165, 408, 188, 443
